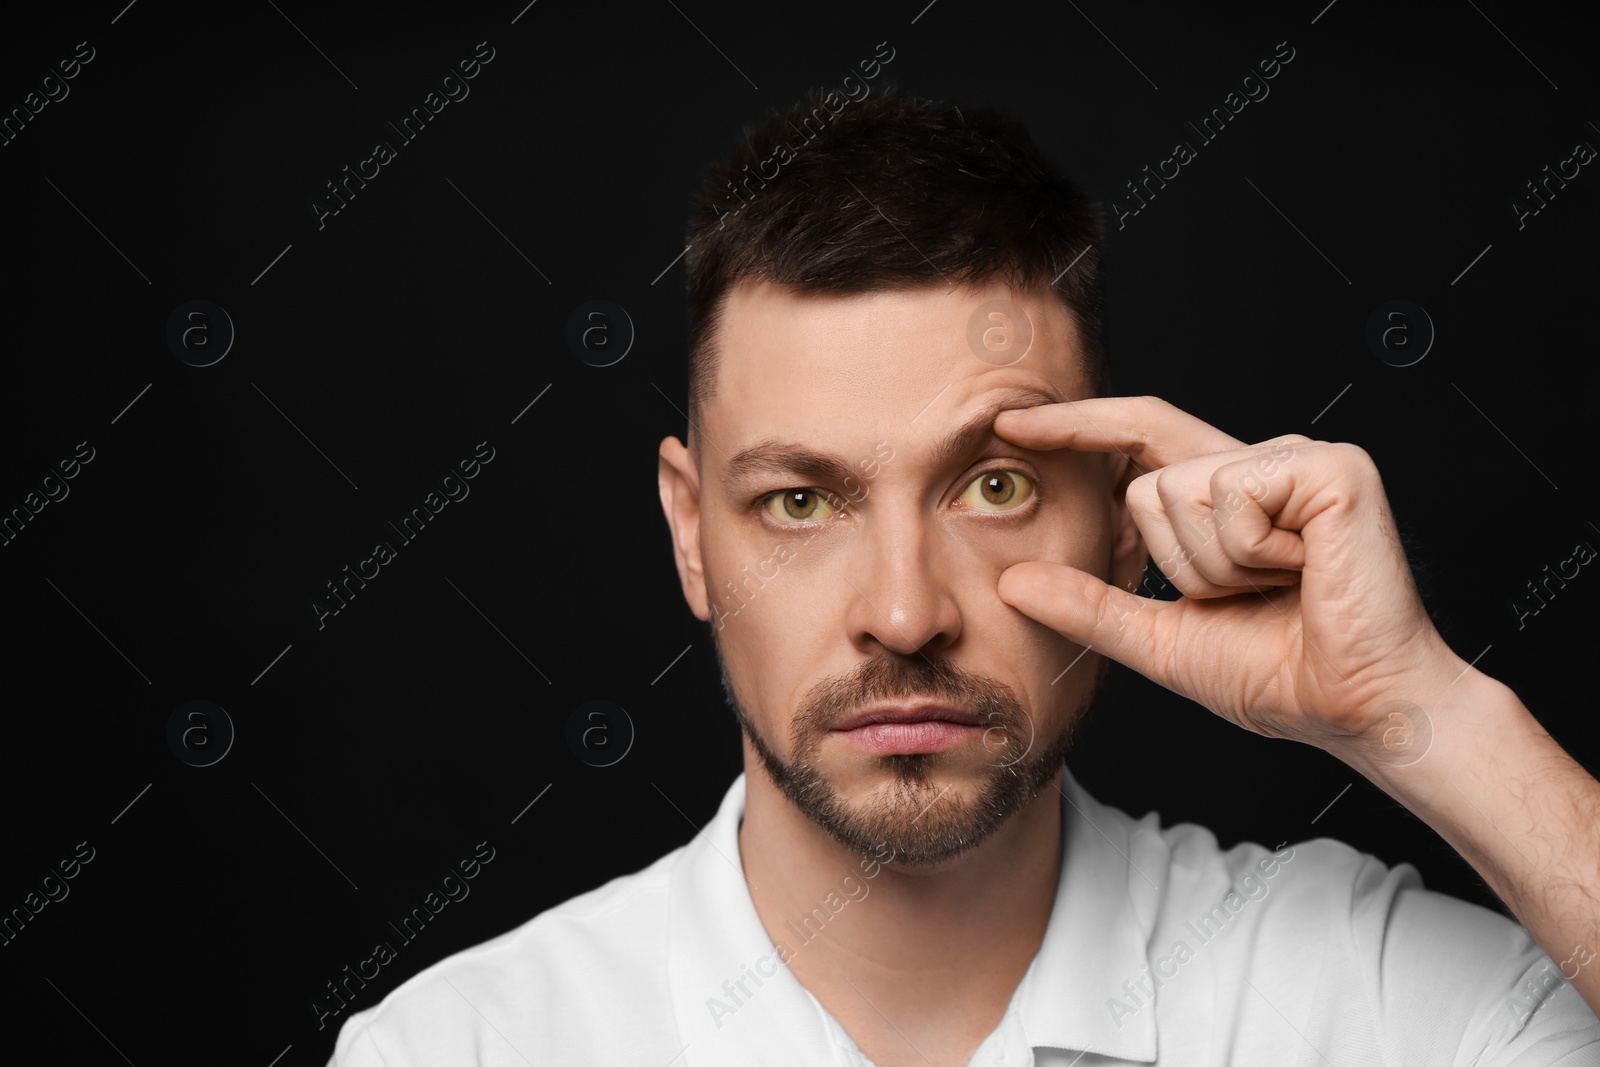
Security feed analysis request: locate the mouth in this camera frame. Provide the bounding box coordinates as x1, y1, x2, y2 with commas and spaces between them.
832, 703, 988, 755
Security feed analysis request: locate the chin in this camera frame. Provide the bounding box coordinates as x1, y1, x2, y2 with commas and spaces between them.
797, 756, 1056, 868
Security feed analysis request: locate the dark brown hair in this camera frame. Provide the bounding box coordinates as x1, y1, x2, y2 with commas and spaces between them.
683, 82, 1109, 446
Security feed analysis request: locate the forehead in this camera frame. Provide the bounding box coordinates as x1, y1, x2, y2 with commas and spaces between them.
705, 279, 1087, 453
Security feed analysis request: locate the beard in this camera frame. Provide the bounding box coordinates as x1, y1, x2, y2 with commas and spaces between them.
714, 633, 1106, 867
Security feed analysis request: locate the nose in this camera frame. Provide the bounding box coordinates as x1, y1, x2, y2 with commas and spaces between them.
845, 508, 962, 657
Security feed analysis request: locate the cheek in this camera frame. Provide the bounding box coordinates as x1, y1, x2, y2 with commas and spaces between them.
705, 538, 813, 692
952, 491, 1110, 685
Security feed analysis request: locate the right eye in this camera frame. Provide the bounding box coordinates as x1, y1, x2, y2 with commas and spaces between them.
761, 489, 842, 525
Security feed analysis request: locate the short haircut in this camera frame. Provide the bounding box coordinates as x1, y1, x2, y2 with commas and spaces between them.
683, 82, 1109, 451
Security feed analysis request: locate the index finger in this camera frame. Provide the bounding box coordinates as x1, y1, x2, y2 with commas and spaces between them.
992, 395, 1245, 469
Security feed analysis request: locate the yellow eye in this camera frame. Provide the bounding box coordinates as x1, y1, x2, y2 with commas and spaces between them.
763, 489, 841, 524
959, 470, 1034, 512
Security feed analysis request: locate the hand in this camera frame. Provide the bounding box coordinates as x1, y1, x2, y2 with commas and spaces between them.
992, 395, 1470, 758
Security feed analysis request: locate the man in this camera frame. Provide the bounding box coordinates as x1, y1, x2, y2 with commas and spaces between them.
328, 85, 1600, 1065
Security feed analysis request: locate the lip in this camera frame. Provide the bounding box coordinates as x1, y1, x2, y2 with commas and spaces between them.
832, 703, 988, 732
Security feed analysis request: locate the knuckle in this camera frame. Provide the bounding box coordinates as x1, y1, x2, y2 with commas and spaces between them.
1331, 441, 1376, 477
1131, 394, 1169, 430
1217, 463, 1264, 500
1152, 470, 1185, 508
1126, 471, 1160, 510
1135, 395, 1176, 422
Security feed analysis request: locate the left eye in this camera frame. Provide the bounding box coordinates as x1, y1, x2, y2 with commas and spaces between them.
958, 470, 1034, 512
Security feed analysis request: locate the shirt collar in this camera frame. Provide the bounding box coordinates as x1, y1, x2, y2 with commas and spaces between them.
667, 774, 840, 1065
666, 767, 1159, 1065
1013, 766, 1160, 1062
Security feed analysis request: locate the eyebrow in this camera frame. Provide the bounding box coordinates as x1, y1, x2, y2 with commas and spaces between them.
721, 386, 1068, 488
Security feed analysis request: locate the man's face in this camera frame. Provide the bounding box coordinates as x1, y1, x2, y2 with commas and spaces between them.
659, 278, 1139, 867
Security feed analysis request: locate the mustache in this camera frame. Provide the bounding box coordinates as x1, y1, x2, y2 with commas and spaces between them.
791, 653, 1026, 738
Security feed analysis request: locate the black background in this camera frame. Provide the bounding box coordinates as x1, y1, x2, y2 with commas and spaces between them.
1, 1, 1596, 1064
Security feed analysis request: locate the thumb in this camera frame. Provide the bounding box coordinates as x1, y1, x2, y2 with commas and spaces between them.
996, 561, 1175, 685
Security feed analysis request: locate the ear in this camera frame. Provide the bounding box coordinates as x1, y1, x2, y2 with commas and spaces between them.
1105, 451, 1148, 594
658, 435, 711, 622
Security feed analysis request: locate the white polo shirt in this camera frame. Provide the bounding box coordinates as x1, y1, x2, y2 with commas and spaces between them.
327, 768, 1600, 1065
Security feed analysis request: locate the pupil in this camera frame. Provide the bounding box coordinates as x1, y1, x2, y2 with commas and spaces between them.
983, 474, 1014, 504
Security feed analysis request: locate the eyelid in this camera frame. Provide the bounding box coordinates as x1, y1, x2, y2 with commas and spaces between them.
954, 454, 1043, 494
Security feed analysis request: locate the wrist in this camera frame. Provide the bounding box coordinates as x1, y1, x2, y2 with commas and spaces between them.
1331, 661, 1527, 798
